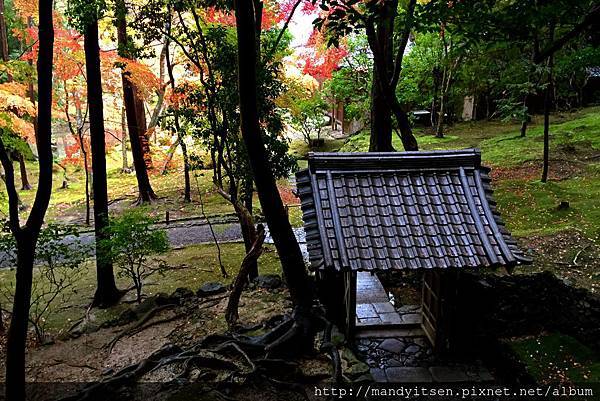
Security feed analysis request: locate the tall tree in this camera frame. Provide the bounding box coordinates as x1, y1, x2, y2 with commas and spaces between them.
1, 1, 54, 399
114, 0, 157, 203
316, 0, 419, 151
79, 4, 122, 306
233, 0, 312, 311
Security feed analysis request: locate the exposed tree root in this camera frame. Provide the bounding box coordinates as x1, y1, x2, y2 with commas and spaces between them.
106, 304, 178, 353
60, 309, 344, 401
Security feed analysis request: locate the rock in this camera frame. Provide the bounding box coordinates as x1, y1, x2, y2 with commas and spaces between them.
101, 368, 114, 376
401, 313, 422, 325
196, 282, 226, 297
404, 344, 420, 354
171, 287, 195, 300
429, 366, 470, 383
386, 358, 404, 367
385, 367, 432, 383
397, 304, 420, 313
370, 368, 387, 382
253, 274, 282, 289
378, 338, 405, 354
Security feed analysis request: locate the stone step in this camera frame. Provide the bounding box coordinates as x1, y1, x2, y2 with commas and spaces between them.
355, 327, 426, 339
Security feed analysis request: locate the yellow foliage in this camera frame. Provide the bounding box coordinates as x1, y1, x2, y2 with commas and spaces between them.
13, 0, 38, 20
0, 82, 30, 98
0, 113, 35, 141
0, 88, 36, 118
0, 83, 36, 141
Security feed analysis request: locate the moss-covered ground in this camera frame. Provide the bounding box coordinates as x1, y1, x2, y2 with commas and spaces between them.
509, 333, 600, 383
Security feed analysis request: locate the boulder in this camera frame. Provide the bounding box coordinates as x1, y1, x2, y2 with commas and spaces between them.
253, 274, 282, 289
197, 282, 227, 297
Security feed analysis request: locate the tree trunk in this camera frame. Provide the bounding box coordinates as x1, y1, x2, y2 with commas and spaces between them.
370, 67, 393, 151
233, 0, 312, 310
180, 138, 191, 203
3, 2, 54, 399
541, 24, 555, 183
84, 19, 121, 307
240, 185, 258, 280
541, 68, 553, 183
121, 107, 129, 171
0, 0, 8, 61
368, 2, 395, 152
520, 96, 529, 137
226, 224, 265, 328
18, 154, 31, 190
164, 37, 191, 202
115, 0, 156, 203
134, 86, 152, 169
5, 236, 35, 401
435, 81, 446, 138
364, 1, 418, 152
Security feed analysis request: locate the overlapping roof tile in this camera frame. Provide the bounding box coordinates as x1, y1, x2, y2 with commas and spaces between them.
296, 150, 531, 271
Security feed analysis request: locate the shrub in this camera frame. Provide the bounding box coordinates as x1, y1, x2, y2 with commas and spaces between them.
0, 224, 89, 342
101, 210, 169, 303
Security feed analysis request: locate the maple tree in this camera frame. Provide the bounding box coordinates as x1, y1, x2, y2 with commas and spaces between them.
300, 30, 347, 82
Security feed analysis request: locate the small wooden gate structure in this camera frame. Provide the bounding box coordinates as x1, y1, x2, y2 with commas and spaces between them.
296, 150, 531, 350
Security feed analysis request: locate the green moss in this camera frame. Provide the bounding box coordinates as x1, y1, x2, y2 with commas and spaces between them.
510, 333, 600, 383
495, 166, 600, 236
0, 243, 282, 335
289, 138, 346, 159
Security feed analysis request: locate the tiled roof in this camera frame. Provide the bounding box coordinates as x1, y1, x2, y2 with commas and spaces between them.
296, 150, 531, 272
587, 66, 600, 78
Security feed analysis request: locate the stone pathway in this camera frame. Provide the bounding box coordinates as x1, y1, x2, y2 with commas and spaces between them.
356, 272, 403, 327
356, 272, 422, 327
354, 272, 493, 383
357, 336, 494, 383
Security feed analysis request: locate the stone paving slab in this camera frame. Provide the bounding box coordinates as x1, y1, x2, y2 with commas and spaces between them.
356, 327, 425, 338
429, 366, 470, 383
356, 272, 405, 328
385, 367, 433, 383
356, 303, 378, 319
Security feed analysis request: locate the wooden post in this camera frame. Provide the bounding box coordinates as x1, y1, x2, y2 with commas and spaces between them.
344, 271, 357, 339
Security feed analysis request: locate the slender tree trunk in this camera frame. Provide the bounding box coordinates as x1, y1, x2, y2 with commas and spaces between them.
78, 131, 91, 226
17, 154, 31, 190
368, 1, 394, 152
240, 185, 258, 280
541, 24, 555, 183
121, 107, 128, 171
0, 0, 8, 61
84, 19, 121, 307
520, 95, 529, 137
180, 138, 191, 203
134, 86, 152, 169
3, 2, 54, 399
164, 36, 191, 202
5, 236, 35, 401
233, 0, 312, 310
115, 0, 156, 203
435, 79, 446, 138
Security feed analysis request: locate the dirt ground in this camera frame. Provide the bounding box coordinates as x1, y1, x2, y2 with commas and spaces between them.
0, 287, 291, 384
516, 230, 600, 293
